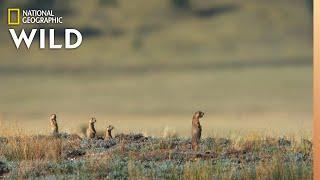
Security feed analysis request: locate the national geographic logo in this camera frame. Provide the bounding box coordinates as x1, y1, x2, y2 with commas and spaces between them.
6, 8, 83, 49
7, 8, 63, 25
7, 8, 20, 25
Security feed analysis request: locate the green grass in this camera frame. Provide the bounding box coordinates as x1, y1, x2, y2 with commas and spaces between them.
0, 65, 311, 114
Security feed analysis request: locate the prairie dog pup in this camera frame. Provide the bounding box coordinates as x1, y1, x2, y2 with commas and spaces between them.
191, 111, 204, 151
86, 117, 97, 139
105, 125, 114, 140
50, 114, 59, 135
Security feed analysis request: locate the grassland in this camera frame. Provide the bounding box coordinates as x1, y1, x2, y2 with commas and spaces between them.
0, 1, 313, 178
0, 129, 313, 179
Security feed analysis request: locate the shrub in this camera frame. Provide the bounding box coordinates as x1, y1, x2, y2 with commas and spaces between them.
171, 0, 190, 9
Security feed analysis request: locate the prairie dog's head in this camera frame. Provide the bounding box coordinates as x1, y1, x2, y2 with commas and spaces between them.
50, 114, 57, 120
89, 117, 97, 124
107, 125, 114, 131
193, 111, 204, 119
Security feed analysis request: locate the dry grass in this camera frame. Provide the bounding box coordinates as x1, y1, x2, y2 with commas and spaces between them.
0, 124, 81, 162
0, 136, 62, 161
0, 112, 311, 138
162, 126, 178, 138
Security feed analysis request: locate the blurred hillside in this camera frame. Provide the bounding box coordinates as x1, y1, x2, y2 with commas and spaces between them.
0, 0, 312, 134
0, 0, 312, 70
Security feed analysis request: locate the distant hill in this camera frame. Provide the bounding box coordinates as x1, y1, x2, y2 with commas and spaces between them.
0, 0, 312, 71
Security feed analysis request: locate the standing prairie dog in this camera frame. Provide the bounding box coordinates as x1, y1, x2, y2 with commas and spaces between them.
50, 114, 59, 136
86, 117, 97, 139
191, 111, 204, 151
105, 125, 114, 140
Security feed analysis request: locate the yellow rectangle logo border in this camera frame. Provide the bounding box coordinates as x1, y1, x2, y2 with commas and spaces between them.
8, 8, 20, 25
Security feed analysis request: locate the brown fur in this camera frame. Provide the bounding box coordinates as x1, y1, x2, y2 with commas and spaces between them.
50, 114, 59, 136
191, 111, 204, 151
86, 117, 97, 139
105, 125, 114, 140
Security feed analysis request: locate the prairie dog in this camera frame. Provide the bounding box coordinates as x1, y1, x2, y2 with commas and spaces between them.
86, 117, 97, 139
105, 125, 114, 140
191, 111, 204, 151
50, 114, 59, 135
